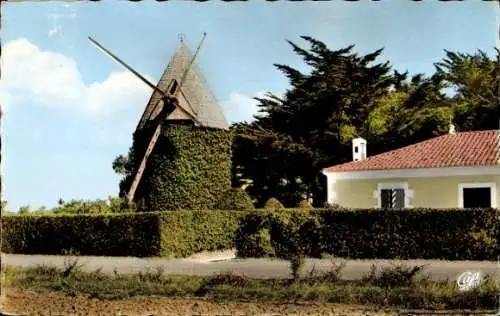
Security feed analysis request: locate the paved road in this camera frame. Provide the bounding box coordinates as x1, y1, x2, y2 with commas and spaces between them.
2, 254, 498, 282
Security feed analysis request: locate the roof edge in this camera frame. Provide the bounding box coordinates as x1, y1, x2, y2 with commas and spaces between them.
324, 130, 500, 173
324, 165, 500, 180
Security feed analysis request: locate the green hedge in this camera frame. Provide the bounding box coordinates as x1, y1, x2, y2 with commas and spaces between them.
1, 210, 246, 258
158, 210, 245, 257
3, 208, 498, 260
236, 208, 499, 261
1, 212, 161, 257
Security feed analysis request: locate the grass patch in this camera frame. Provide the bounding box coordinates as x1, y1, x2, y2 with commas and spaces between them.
4, 263, 498, 310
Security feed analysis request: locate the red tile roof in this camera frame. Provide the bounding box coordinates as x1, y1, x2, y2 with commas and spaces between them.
324, 130, 500, 173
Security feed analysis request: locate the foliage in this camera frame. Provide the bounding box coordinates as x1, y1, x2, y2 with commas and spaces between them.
234, 212, 274, 258
1, 200, 8, 213
18, 206, 30, 215
2, 210, 246, 258
435, 49, 500, 131
231, 36, 498, 207
289, 255, 305, 282
217, 188, 255, 211
117, 124, 233, 211
297, 200, 313, 209
6, 265, 497, 310
1, 212, 163, 257
235, 208, 499, 261
264, 197, 285, 210
3, 197, 134, 216
4, 207, 498, 261
363, 264, 428, 288
158, 210, 245, 258
201, 272, 249, 288
232, 37, 403, 206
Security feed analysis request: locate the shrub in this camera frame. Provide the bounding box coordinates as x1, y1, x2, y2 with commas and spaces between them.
217, 188, 255, 211
2, 210, 247, 258
235, 207, 499, 261
1, 212, 162, 257
4, 207, 498, 261
159, 210, 245, 257
289, 255, 305, 282
362, 264, 428, 288
264, 198, 285, 210
297, 200, 313, 209
203, 272, 249, 288
234, 212, 274, 258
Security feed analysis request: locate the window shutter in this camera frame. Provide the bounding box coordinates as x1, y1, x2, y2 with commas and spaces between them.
381, 189, 392, 209
380, 188, 406, 209
393, 188, 405, 209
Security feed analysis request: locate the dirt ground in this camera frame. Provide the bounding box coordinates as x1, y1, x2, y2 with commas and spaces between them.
2, 291, 398, 316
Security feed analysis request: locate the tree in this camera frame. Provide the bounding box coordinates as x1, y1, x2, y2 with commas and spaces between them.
112, 155, 132, 177
18, 206, 30, 215
435, 49, 499, 131
231, 37, 477, 206
368, 72, 454, 154
233, 36, 398, 206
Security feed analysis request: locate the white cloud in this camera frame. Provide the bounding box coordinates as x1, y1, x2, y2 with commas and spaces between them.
0, 38, 152, 119
221, 91, 267, 124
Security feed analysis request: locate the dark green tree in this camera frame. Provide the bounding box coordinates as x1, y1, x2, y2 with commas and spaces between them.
233, 36, 398, 206
435, 49, 499, 131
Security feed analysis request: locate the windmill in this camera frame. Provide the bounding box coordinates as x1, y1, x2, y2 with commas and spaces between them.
88, 34, 230, 207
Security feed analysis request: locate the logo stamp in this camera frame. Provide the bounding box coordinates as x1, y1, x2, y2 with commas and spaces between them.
456, 270, 487, 292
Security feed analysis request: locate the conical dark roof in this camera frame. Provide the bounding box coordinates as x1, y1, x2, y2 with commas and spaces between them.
136, 41, 228, 130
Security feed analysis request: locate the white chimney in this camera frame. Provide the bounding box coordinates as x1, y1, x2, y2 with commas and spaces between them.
449, 123, 456, 135
352, 137, 367, 161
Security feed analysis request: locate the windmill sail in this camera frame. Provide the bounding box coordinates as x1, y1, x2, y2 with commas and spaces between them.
137, 42, 229, 130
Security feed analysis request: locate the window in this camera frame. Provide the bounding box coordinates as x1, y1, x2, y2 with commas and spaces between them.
459, 183, 496, 208
374, 183, 413, 209
169, 79, 179, 95
380, 188, 405, 209
354, 146, 359, 153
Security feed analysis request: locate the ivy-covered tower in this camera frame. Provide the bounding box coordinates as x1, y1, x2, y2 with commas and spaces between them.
116, 37, 233, 211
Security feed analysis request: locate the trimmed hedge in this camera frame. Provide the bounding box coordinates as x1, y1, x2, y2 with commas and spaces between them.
234, 211, 275, 258
1, 212, 161, 257
1, 210, 245, 258
158, 210, 245, 257
236, 208, 500, 261
3, 208, 498, 260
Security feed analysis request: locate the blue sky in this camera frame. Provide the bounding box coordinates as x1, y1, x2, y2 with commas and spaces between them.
1, 1, 498, 212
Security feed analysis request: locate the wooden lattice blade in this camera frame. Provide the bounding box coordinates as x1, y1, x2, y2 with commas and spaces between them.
88, 36, 165, 96
127, 122, 163, 203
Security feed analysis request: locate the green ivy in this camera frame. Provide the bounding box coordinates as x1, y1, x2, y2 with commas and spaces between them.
127, 124, 233, 211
